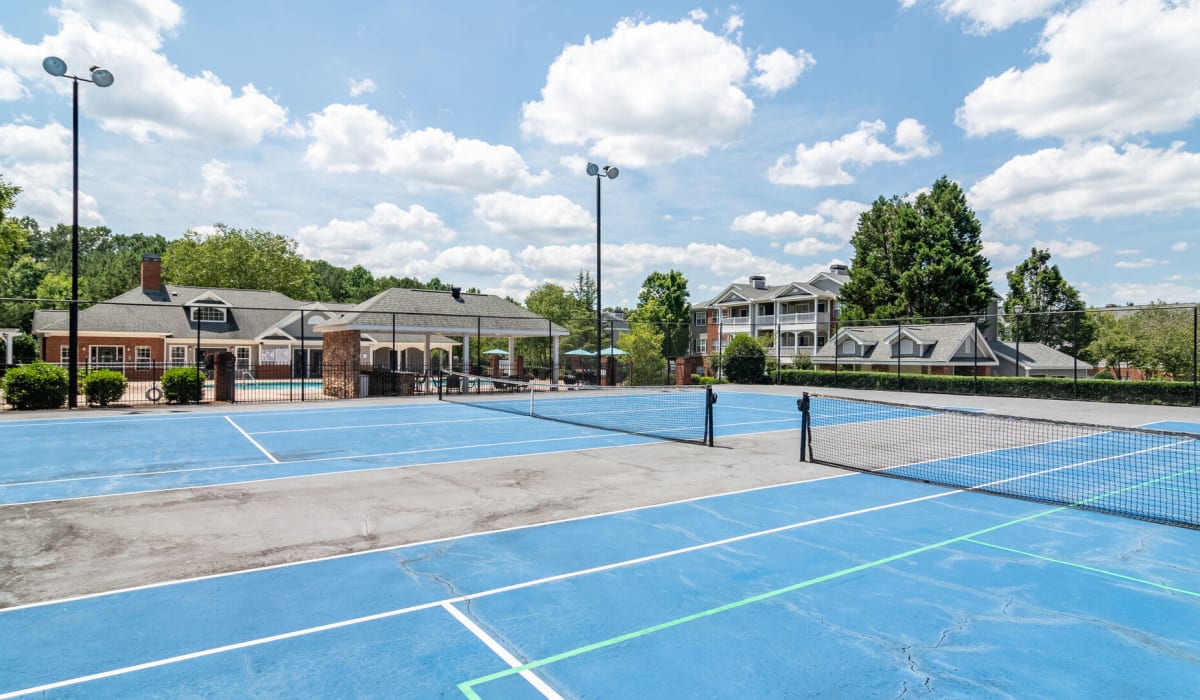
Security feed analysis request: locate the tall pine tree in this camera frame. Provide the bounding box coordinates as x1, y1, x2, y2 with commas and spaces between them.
839, 176, 994, 321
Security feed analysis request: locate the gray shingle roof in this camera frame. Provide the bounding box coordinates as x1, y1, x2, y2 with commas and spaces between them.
316, 288, 568, 337
34, 285, 305, 341
988, 340, 1094, 370
813, 322, 997, 365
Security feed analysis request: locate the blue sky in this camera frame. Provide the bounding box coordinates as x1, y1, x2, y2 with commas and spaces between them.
2, 0, 1198, 308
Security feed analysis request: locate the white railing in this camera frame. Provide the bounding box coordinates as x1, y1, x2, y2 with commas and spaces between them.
720, 316, 751, 326
776, 312, 817, 325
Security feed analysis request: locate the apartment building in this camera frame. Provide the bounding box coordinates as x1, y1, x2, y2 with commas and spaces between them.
690, 265, 849, 369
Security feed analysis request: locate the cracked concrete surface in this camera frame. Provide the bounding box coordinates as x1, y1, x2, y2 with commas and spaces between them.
0, 427, 835, 607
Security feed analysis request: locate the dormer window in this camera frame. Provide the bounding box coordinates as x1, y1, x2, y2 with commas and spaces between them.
840, 339, 856, 356
191, 306, 227, 323
899, 338, 915, 355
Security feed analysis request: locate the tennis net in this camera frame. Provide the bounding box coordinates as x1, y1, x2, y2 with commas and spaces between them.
798, 393, 1200, 529
438, 370, 715, 445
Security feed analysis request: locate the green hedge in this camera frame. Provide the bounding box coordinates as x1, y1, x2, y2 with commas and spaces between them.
772, 369, 1197, 406
82, 369, 128, 407
2, 362, 69, 410
162, 367, 204, 404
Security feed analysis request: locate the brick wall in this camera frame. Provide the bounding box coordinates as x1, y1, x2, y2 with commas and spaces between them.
41, 334, 168, 381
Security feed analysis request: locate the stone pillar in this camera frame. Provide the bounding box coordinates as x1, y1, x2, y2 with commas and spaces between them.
214, 351, 236, 401
489, 354, 501, 376
323, 329, 362, 398
513, 355, 524, 378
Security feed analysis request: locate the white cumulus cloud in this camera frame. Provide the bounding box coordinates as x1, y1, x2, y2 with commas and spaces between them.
957, 0, 1200, 140
0, 0, 290, 144
731, 199, 867, 246
348, 78, 376, 97
769, 119, 938, 187
522, 15, 805, 166
0, 121, 102, 225
305, 104, 548, 191
473, 192, 592, 242
751, 48, 816, 95
195, 159, 246, 203
295, 202, 455, 276
969, 141, 1200, 227
899, 0, 1064, 34
1171, 241, 1190, 252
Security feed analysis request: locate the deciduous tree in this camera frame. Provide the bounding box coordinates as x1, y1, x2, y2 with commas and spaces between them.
1003, 247, 1097, 357
839, 176, 994, 321
162, 225, 316, 299
629, 270, 691, 359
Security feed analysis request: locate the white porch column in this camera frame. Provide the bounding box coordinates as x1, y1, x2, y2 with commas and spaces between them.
423, 334, 431, 375
1, 329, 17, 365
463, 334, 471, 373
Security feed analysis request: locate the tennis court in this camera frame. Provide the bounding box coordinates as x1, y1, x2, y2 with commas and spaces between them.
2, 389, 1199, 697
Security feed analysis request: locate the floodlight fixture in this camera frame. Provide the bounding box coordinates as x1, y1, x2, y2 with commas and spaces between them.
586, 162, 599, 176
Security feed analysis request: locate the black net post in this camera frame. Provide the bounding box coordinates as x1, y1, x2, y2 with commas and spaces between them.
1193, 305, 1198, 406
437, 369, 443, 400
797, 392, 812, 462
705, 385, 716, 447
300, 308, 306, 401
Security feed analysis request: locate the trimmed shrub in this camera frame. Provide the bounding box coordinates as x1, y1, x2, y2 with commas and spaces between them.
720, 334, 767, 384
82, 369, 128, 406
162, 367, 204, 404
1092, 369, 1115, 380
772, 368, 1197, 406
2, 362, 69, 410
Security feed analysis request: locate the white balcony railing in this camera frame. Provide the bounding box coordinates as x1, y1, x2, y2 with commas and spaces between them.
721, 316, 751, 326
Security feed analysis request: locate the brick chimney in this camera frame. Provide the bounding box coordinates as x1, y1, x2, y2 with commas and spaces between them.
141, 254, 162, 292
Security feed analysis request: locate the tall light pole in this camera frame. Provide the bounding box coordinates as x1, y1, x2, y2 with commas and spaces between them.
587, 162, 618, 384
43, 56, 113, 408
1013, 303, 1024, 378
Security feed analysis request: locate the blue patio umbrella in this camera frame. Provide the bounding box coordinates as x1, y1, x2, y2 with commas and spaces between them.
599, 347, 628, 356
482, 348, 509, 355
564, 348, 595, 356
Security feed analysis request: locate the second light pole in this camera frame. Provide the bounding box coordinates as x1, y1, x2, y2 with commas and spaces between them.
587, 162, 618, 385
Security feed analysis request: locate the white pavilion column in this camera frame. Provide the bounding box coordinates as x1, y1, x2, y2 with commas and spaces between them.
551, 335, 560, 384
462, 334, 470, 373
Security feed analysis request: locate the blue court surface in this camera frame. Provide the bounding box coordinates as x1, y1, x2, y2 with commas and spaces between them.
2, 395, 1200, 697
0, 392, 807, 506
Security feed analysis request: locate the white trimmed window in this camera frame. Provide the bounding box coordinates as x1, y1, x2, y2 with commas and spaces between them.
698, 337, 707, 353
899, 339, 915, 356
135, 346, 151, 368
191, 306, 227, 322
236, 347, 250, 368
170, 346, 186, 367
840, 340, 856, 356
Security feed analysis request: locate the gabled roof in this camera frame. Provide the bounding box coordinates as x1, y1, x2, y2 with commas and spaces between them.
814, 323, 998, 365
315, 288, 569, 337
987, 340, 1095, 371
707, 280, 835, 307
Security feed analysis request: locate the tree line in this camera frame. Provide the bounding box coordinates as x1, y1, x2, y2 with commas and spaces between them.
3, 172, 1193, 381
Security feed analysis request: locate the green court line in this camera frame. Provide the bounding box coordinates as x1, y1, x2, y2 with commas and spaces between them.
964, 538, 1200, 598
455, 504, 1066, 699
458, 452, 1200, 699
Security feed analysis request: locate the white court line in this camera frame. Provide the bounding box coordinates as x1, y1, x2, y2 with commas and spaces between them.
0, 401, 454, 429
224, 416, 279, 464
248, 414, 519, 435
0, 431, 637, 491
441, 603, 563, 700
0, 484, 957, 699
